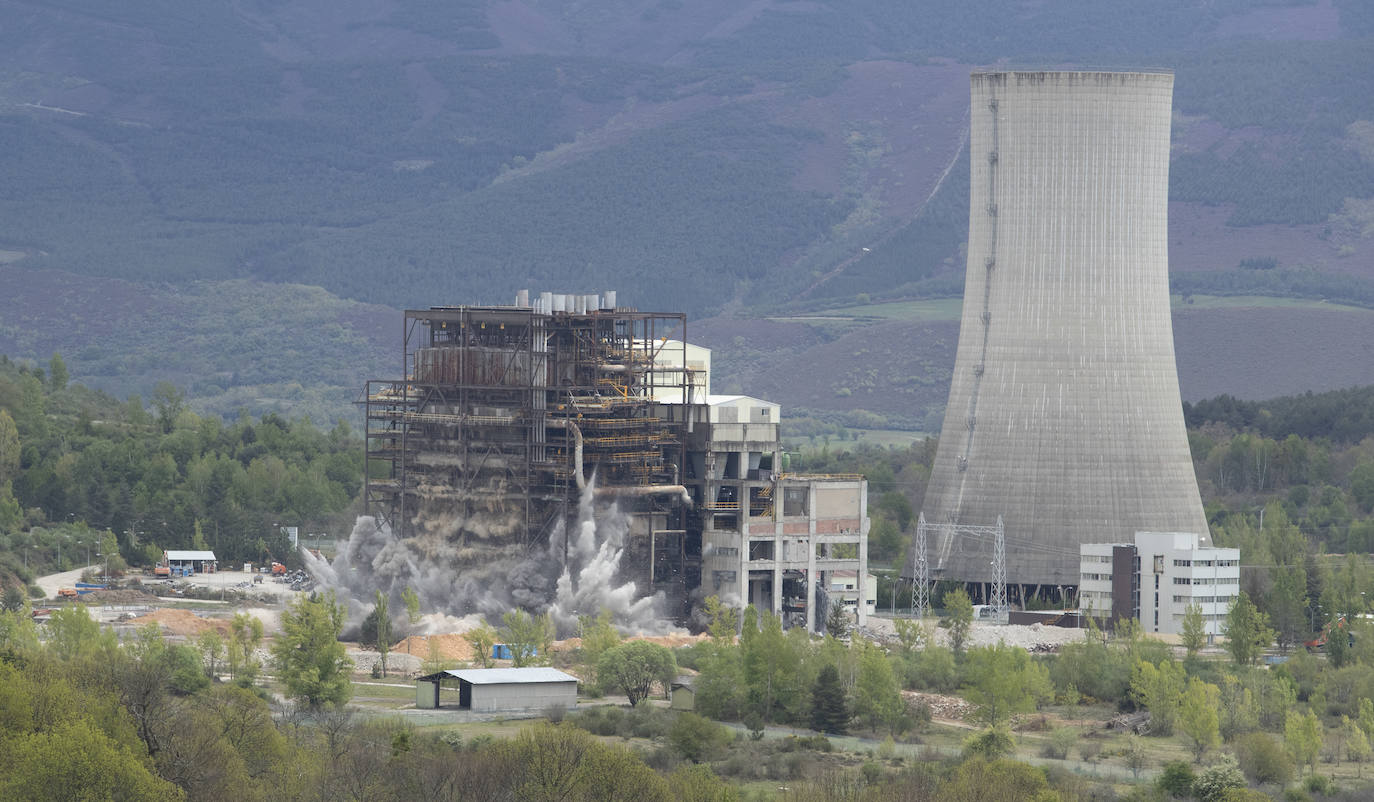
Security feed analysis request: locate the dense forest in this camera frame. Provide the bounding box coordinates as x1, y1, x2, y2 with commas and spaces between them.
0, 354, 362, 593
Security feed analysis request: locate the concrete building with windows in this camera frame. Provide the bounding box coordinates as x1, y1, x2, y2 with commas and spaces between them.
681, 392, 869, 631
1080, 531, 1239, 636
414, 667, 578, 713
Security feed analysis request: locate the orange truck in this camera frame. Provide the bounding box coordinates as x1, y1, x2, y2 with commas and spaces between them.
271, 562, 287, 576
57, 588, 79, 599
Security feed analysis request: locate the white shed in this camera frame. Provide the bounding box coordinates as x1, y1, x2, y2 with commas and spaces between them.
415, 667, 578, 713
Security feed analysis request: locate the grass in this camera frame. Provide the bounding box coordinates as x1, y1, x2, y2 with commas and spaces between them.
1171, 294, 1374, 312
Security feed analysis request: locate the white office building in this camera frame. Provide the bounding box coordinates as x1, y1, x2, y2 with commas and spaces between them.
1080, 531, 1239, 637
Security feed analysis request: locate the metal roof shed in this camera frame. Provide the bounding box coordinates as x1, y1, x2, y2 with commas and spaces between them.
415, 667, 578, 713
163, 550, 218, 574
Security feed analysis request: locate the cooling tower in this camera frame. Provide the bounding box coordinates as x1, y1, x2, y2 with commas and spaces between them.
916, 70, 1208, 589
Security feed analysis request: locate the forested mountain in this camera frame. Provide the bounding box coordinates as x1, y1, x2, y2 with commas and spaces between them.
1, 0, 1372, 421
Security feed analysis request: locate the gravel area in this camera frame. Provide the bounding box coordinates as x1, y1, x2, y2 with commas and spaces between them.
862, 616, 1087, 651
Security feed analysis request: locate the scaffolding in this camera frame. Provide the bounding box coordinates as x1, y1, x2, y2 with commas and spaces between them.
361, 295, 699, 610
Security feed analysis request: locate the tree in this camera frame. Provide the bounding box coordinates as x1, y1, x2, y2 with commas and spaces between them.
1124, 736, 1149, 780
740, 608, 802, 723
191, 519, 208, 551
893, 617, 928, 657
500, 609, 553, 667
960, 728, 1015, 760
668, 713, 731, 763
703, 595, 738, 641
1157, 760, 1196, 799
401, 586, 421, 654
464, 623, 498, 668
944, 588, 973, 654
370, 590, 391, 677
577, 609, 620, 692
667, 764, 738, 802
47, 352, 68, 392
694, 640, 745, 722
1131, 658, 1186, 736
1191, 756, 1245, 802
961, 643, 1046, 728
272, 590, 352, 707
1223, 592, 1274, 666
1181, 603, 1207, 658
1, 585, 24, 614
0, 409, 19, 485
1285, 708, 1322, 777
597, 640, 676, 706
825, 599, 850, 639
1234, 732, 1293, 786
197, 629, 225, 678
810, 664, 849, 734
0, 719, 183, 802
1179, 677, 1221, 763
1344, 715, 1371, 778
853, 642, 903, 733
1360, 696, 1374, 742
228, 611, 264, 684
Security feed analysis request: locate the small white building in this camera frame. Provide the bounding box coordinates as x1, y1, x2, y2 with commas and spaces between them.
415, 667, 578, 713
1080, 532, 1239, 637
829, 570, 877, 617
163, 550, 218, 575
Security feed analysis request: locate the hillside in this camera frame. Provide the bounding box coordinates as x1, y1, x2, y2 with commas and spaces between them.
0, 0, 1372, 419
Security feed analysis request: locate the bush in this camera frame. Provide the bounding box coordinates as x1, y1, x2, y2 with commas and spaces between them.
1192, 757, 1245, 802
1234, 732, 1293, 786
962, 727, 1015, 760
1157, 761, 1197, 799
1078, 740, 1102, 763
668, 713, 731, 763
1040, 728, 1078, 760
1304, 774, 1334, 796
623, 704, 672, 739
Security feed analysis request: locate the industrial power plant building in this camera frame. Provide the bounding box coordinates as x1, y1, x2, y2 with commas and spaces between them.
363, 292, 869, 629
915, 71, 1209, 603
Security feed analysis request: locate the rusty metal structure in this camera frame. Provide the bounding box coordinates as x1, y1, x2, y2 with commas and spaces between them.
362, 292, 700, 610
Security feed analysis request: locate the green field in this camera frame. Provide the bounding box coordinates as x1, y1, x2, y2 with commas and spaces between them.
1170, 293, 1374, 312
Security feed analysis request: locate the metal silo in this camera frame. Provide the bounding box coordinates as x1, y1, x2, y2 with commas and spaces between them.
916, 71, 1208, 595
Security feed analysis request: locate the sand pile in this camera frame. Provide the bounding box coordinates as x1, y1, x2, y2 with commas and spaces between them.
392, 633, 475, 662
128, 608, 231, 637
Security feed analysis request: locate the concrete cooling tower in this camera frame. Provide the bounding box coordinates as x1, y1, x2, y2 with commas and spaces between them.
916, 70, 1209, 592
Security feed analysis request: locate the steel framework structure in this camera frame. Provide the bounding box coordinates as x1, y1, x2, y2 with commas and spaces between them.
362, 300, 697, 604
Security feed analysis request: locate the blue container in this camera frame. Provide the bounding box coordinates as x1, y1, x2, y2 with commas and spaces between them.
492, 644, 535, 660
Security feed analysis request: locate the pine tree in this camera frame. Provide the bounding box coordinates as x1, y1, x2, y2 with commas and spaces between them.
810, 664, 848, 734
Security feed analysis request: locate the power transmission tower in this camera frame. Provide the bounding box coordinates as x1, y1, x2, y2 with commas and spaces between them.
990, 515, 1007, 623
913, 513, 930, 618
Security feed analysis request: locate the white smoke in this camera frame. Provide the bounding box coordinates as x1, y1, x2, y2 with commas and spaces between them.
305, 481, 673, 636
548, 481, 669, 636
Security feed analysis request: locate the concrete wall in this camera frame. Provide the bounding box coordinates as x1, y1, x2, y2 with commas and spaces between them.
470, 681, 577, 713
918, 71, 1209, 586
